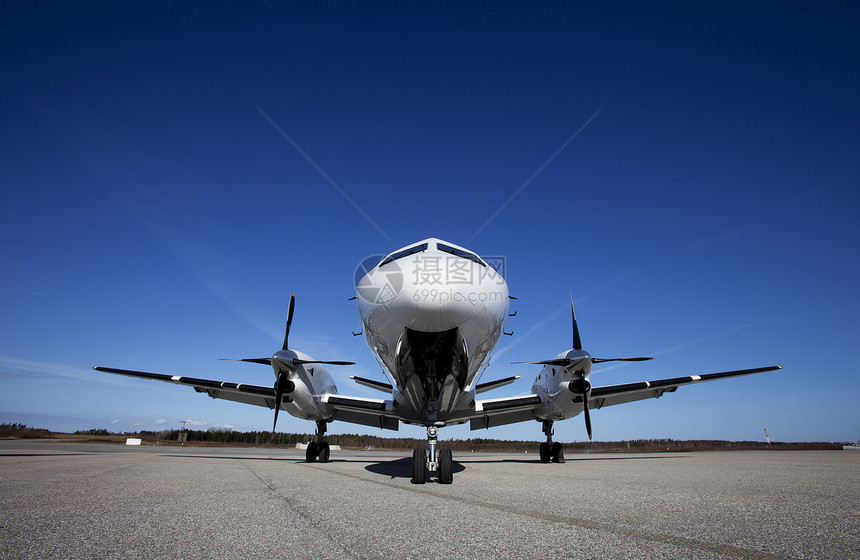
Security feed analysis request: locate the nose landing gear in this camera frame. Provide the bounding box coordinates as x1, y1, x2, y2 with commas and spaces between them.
306, 420, 331, 463
539, 420, 565, 463
412, 426, 453, 484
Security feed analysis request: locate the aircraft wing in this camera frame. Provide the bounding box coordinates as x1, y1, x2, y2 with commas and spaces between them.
469, 394, 543, 430
467, 366, 780, 430
587, 366, 782, 410
321, 394, 399, 431
93, 366, 278, 408
94, 366, 401, 431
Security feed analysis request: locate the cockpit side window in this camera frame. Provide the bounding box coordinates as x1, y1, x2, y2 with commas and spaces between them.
437, 242, 486, 267
379, 243, 428, 267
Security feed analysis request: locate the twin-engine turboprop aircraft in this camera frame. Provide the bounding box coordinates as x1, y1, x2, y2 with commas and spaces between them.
95, 238, 780, 484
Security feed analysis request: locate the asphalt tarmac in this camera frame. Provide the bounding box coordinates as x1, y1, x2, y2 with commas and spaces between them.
1, 440, 857, 560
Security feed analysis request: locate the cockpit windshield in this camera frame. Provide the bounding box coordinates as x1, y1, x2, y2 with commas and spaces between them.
379, 243, 428, 267
437, 242, 486, 267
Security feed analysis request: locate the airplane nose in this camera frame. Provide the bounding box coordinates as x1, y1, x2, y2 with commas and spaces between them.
387, 283, 477, 330
386, 267, 508, 331
356, 246, 509, 331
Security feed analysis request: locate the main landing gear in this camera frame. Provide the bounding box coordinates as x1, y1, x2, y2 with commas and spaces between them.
306, 420, 331, 463
539, 420, 565, 463
412, 426, 453, 484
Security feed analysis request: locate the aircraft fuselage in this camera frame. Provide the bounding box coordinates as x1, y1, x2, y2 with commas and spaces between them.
356, 238, 509, 426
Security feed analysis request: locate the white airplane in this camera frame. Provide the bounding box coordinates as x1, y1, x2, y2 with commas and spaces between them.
95, 237, 780, 484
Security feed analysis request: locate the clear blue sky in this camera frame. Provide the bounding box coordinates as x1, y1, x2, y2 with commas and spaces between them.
2, 2, 858, 443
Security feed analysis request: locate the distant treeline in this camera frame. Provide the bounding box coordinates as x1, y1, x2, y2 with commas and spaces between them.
1, 423, 52, 438
1, 424, 844, 451
80, 428, 850, 451
139, 431, 848, 451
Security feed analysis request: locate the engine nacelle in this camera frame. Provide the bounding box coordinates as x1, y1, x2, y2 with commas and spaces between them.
531, 349, 593, 421
272, 349, 337, 421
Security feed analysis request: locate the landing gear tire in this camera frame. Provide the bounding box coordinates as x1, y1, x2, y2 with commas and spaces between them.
438, 447, 453, 484
539, 441, 551, 463
551, 441, 565, 463
411, 448, 426, 484
318, 442, 330, 463
306, 441, 318, 463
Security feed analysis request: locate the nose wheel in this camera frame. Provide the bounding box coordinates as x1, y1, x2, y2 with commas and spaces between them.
306, 420, 331, 463
411, 426, 453, 484
411, 448, 426, 483
539, 420, 565, 463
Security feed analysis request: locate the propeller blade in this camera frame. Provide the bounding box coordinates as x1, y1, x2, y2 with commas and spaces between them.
272, 372, 287, 432
582, 393, 592, 440
293, 359, 356, 366
591, 356, 653, 363
216, 358, 272, 365
509, 359, 573, 367
569, 370, 593, 440
570, 293, 582, 351
272, 402, 281, 432
282, 292, 296, 351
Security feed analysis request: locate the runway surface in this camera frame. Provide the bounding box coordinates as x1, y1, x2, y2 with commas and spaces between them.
1, 440, 858, 559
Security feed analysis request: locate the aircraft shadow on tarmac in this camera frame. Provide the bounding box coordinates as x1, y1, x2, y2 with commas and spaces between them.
364, 456, 466, 479
157, 452, 685, 473
360, 454, 680, 479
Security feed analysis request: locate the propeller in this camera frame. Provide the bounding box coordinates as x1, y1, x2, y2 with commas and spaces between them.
569, 294, 591, 439
216, 293, 356, 433
269, 293, 354, 432
510, 294, 653, 440
273, 294, 297, 432
221, 293, 355, 432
